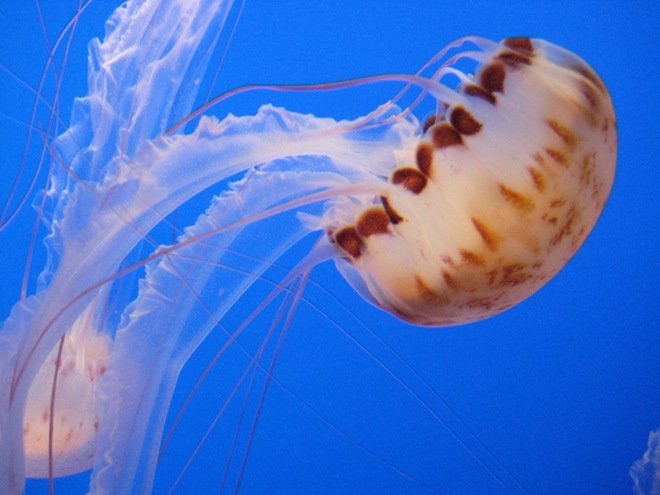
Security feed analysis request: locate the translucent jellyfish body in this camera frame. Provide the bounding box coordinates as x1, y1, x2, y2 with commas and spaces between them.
328, 38, 616, 325
0, 1, 616, 492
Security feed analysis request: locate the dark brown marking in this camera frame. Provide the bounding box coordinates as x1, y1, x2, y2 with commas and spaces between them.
442, 270, 458, 290
497, 51, 532, 66
550, 205, 579, 247
550, 198, 566, 208
602, 118, 611, 133
335, 227, 362, 259
432, 123, 463, 148
356, 208, 390, 238
580, 153, 596, 187
500, 264, 533, 287
575, 65, 605, 92
486, 268, 498, 286
423, 115, 437, 133
480, 62, 506, 93
415, 276, 449, 306
460, 249, 485, 266
579, 80, 600, 110
542, 212, 558, 225
532, 152, 546, 167
380, 196, 403, 224
450, 106, 482, 135
465, 297, 497, 310
464, 84, 496, 104
527, 166, 545, 192
545, 148, 569, 166
546, 119, 577, 148
498, 183, 535, 212
503, 37, 534, 54
392, 167, 427, 194
416, 142, 434, 176
471, 217, 499, 251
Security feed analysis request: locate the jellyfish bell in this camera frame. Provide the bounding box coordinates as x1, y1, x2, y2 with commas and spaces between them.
327, 38, 616, 326
22, 304, 110, 478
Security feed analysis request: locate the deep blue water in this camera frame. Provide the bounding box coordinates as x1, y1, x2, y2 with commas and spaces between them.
0, 1, 658, 494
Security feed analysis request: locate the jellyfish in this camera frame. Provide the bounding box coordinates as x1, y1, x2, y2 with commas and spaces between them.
630, 427, 660, 495
0, 0, 616, 493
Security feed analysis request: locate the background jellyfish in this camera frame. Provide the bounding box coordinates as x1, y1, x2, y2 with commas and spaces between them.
631, 427, 660, 495
0, 1, 657, 494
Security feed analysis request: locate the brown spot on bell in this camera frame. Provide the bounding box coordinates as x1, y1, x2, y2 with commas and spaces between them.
480, 62, 506, 93
503, 37, 534, 54
392, 168, 427, 194
334, 226, 362, 259
356, 208, 391, 238
380, 196, 403, 224
464, 84, 496, 104
432, 123, 463, 148
416, 142, 434, 176
450, 106, 482, 135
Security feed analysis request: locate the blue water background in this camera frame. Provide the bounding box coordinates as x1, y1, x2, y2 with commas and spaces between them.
0, 1, 658, 493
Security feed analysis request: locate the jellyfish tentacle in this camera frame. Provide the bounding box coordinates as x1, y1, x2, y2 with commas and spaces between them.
228, 270, 309, 494
0, 0, 93, 234
0, 93, 415, 493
